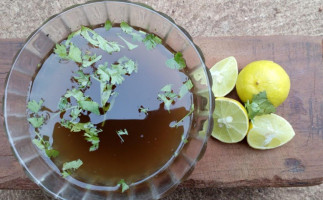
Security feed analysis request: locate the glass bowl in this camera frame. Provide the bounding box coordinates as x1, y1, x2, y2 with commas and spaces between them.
4, 1, 214, 199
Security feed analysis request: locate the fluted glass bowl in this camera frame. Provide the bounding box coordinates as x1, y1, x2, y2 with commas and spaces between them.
4, 1, 213, 199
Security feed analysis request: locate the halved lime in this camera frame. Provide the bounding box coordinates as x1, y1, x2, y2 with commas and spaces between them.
210, 56, 238, 97
247, 113, 295, 150
212, 97, 249, 143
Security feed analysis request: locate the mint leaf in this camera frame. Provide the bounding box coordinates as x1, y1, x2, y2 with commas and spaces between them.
118, 179, 129, 193
62, 159, 83, 178
27, 99, 43, 113
166, 52, 186, 70
143, 33, 162, 50
79, 100, 100, 115
82, 54, 102, 68
117, 129, 128, 143
28, 117, 44, 128
245, 91, 276, 120
68, 43, 82, 63
118, 35, 138, 50
74, 71, 91, 88
179, 79, 193, 99
104, 20, 112, 31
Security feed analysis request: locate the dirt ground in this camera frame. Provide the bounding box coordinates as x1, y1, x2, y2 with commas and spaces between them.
0, 0, 323, 199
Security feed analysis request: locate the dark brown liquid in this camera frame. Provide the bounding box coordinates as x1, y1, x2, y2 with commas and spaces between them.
29, 26, 192, 186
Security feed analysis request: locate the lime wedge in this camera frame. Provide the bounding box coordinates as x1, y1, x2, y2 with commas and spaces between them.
210, 56, 238, 97
247, 113, 295, 150
212, 97, 249, 143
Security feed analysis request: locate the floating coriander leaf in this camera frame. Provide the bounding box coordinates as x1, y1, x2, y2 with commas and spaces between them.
245, 91, 276, 120
58, 97, 70, 111
171, 104, 194, 128
27, 99, 43, 113
117, 129, 128, 143
62, 159, 83, 178
120, 22, 133, 34
157, 84, 178, 112
96, 62, 110, 82
139, 106, 149, 115
104, 20, 112, 31
120, 21, 144, 42
82, 54, 102, 68
28, 117, 44, 128
68, 43, 82, 63
143, 33, 162, 50
108, 64, 127, 85
179, 79, 193, 99
54, 44, 67, 59
45, 149, 59, 158
70, 107, 82, 121
32, 132, 59, 158
79, 100, 100, 115
118, 35, 138, 50
118, 179, 129, 193
81, 26, 122, 54
65, 88, 86, 102
166, 52, 186, 70
65, 29, 81, 46
118, 56, 138, 74
74, 71, 91, 88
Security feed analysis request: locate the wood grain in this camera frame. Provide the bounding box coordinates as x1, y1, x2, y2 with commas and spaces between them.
0, 36, 323, 189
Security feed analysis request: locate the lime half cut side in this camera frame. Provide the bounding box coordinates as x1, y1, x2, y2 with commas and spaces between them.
210, 56, 238, 97
247, 113, 295, 150
212, 97, 249, 143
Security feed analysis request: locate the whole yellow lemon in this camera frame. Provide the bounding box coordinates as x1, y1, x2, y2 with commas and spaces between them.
236, 60, 290, 107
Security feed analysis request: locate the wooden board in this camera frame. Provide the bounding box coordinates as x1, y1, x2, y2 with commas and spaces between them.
0, 36, 322, 189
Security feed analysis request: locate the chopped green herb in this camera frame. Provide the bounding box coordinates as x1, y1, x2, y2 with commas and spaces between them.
157, 84, 178, 112
118, 56, 138, 74
104, 20, 112, 31
120, 22, 133, 34
62, 159, 83, 178
108, 64, 127, 85
82, 54, 102, 68
118, 35, 138, 50
117, 129, 128, 143
68, 43, 82, 63
142, 33, 162, 50
139, 106, 149, 115
61, 121, 102, 151
118, 179, 129, 193
79, 100, 100, 115
74, 71, 91, 88
70, 107, 82, 121
32, 132, 59, 158
96, 62, 110, 82
27, 99, 43, 113
28, 117, 44, 128
245, 91, 276, 120
179, 79, 193, 99
58, 97, 70, 111
80, 26, 123, 54
120, 21, 144, 42
166, 52, 186, 70
65, 88, 86, 102
171, 104, 194, 128
65, 29, 81, 46
54, 44, 67, 59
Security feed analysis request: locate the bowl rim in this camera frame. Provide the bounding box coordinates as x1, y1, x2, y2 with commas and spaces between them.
4, 0, 214, 198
